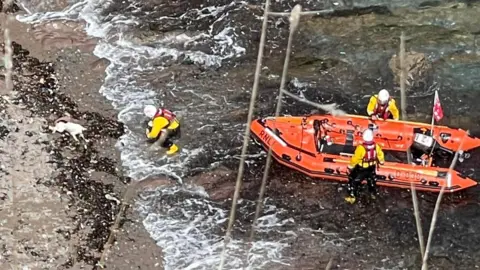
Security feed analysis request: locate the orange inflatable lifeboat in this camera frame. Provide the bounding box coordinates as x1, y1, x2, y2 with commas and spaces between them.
250, 114, 480, 193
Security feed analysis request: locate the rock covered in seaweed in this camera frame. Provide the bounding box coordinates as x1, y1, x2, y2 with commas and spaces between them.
5, 40, 131, 265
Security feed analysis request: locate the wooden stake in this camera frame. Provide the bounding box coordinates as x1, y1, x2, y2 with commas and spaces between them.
217, 0, 271, 269
96, 182, 140, 268
421, 131, 469, 270
399, 31, 426, 260
249, 4, 302, 243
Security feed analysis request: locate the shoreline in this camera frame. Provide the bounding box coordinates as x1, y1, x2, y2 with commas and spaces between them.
2, 9, 165, 269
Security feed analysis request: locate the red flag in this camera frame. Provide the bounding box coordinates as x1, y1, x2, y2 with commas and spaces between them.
433, 90, 444, 122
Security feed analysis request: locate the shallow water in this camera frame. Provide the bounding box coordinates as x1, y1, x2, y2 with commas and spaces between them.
16, 0, 480, 269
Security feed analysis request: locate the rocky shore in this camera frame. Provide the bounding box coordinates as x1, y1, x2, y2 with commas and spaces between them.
0, 9, 164, 270
3, 0, 480, 269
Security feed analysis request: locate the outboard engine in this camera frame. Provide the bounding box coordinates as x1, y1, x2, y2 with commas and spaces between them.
410, 133, 435, 165
411, 132, 458, 167
412, 133, 435, 154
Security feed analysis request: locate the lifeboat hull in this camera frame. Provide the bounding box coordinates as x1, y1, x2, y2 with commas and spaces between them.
267, 114, 480, 152
250, 116, 478, 193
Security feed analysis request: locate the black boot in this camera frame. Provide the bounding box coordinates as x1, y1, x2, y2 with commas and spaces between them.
367, 177, 379, 199
345, 177, 359, 204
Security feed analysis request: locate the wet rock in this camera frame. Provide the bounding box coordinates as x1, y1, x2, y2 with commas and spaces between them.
187, 166, 232, 185
52, 146, 122, 263
81, 111, 124, 139
90, 171, 120, 185
394, 3, 480, 33
17, 0, 69, 13
136, 175, 175, 190
5, 41, 129, 266
291, 2, 480, 96
319, 5, 392, 18
185, 166, 243, 200
31, 20, 98, 52
0, 125, 8, 139
89, 57, 110, 71
0, 1, 20, 13
389, 51, 432, 88
6, 42, 125, 142
208, 184, 237, 201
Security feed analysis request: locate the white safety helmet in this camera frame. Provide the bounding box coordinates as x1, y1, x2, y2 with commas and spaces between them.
378, 89, 390, 105
362, 129, 374, 142
143, 105, 157, 118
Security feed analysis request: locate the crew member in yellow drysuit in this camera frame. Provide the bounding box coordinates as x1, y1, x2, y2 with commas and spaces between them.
366, 89, 400, 121
345, 129, 385, 204
143, 105, 180, 155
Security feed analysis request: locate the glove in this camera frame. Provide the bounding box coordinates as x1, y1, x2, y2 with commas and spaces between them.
370, 115, 378, 120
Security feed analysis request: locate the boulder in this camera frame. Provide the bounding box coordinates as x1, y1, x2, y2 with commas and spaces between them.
388, 51, 432, 88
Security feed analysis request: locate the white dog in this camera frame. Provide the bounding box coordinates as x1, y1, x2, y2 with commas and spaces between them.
49, 120, 89, 146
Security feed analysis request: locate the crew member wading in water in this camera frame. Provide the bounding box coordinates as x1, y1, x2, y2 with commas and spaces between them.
144, 105, 181, 155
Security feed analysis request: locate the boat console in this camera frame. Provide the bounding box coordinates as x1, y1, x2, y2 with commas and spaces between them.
410, 131, 461, 167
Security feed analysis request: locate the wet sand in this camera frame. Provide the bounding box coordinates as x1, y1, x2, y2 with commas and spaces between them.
1, 10, 165, 269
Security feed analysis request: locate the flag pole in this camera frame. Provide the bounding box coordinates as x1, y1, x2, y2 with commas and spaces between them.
430, 90, 437, 136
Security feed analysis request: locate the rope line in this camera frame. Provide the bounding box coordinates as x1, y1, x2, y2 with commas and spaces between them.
217, 0, 272, 269
399, 31, 465, 270
399, 31, 426, 260
248, 4, 302, 243
2, 2, 17, 268
421, 132, 468, 270
218, 2, 344, 268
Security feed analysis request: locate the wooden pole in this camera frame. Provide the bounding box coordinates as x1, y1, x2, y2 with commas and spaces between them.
96, 182, 140, 268
399, 31, 425, 260
421, 131, 469, 270
217, 0, 271, 269
249, 4, 302, 242
3, 2, 17, 268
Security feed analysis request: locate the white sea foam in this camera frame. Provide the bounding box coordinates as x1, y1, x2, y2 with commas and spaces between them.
137, 187, 296, 270
16, 0, 297, 269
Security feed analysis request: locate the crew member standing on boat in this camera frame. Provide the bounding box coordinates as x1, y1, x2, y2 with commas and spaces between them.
345, 129, 385, 204
366, 89, 400, 121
